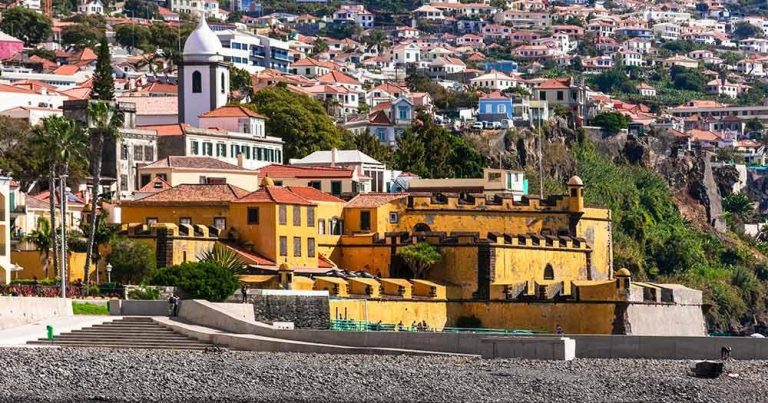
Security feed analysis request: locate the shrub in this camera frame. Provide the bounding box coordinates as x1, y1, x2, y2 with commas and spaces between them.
146, 262, 239, 302
108, 238, 156, 284
127, 286, 161, 300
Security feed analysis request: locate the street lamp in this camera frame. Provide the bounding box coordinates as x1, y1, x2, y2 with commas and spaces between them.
106, 263, 112, 284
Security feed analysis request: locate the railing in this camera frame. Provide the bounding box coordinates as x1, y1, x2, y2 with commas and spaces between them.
329, 319, 544, 334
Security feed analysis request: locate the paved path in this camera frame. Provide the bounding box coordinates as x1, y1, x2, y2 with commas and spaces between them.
0, 315, 119, 347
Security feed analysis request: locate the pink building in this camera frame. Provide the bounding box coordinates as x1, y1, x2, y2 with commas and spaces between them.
0, 32, 23, 60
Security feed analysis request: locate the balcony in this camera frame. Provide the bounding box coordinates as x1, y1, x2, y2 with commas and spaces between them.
272, 51, 292, 62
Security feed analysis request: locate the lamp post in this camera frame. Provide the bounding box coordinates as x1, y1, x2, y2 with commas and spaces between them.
106, 263, 112, 284
59, 175, 67, 298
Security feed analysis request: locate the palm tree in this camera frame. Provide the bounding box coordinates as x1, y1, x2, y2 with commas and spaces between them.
84, 101, 122, 285
31, 116, 89, 276
26, 218, 53, 278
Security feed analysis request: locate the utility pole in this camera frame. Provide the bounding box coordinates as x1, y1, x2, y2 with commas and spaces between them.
59, 175, 68, 298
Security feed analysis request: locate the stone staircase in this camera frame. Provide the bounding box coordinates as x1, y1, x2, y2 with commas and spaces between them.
28, 317, 212, 350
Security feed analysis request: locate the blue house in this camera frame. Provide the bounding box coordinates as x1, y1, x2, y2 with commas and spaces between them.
483, 60, 518, 74
477, 91, 514, 122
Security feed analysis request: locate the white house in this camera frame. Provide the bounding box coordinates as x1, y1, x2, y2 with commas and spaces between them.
78, 0, 104, 15
390, 43, 421, 65
470, 70, 518, 90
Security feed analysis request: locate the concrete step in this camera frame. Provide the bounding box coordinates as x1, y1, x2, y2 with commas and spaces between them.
52, 335, 197, 342
27, 317, 212, 350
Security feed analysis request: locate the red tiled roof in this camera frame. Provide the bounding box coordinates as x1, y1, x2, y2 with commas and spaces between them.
286, 186, 345, 203
200, 104, 266, 119
538, 79, 570, 89
317, 70, 360, 85
236, 186, 314, 205
137, 175, 172, 193
142, 156, 249, 171
219, 242, 275, 266
130, 184, 250, 203
53, 64, 80, 75
138, 123, 188, 136
369, 110, 392, 125
345, 193, 408, 208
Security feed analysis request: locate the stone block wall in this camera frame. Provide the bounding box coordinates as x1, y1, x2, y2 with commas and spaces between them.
248, 294, 330, 329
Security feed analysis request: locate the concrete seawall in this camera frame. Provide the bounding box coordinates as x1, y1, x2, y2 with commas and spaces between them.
0, 297, 73, 330
177, 300, 768, 359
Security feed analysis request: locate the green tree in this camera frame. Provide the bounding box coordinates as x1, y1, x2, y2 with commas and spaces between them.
198, 245, 246, 274
31, 116, 89, 276
147, 262, 240, 302
108, 238, 156, 283
670, 66, 706, 92
0, 7, 52, 46
0, 117, 36, 185
393, 127, 427, 177
591, 112, 630, 134
114, 23, 154, 53
26, 218, 54, 278
229, 66, 252, 96
723, 193, 753, 220
248, 86, 345, 160
733, 21, 764, 40
352, 130, 392, 165
83, 102, 122, 284
746, 118, 765, 134
397, 242, 442, 279
449, 135, 484, 178
313, 38, 329, 54
589, 69, 628, 93
414, 111, 453, 178
123, 0, 159, 19
61, 23, 104, 48
92, 36, 114, 101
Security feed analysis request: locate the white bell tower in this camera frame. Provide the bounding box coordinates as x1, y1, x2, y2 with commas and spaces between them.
179, 15, 229, 127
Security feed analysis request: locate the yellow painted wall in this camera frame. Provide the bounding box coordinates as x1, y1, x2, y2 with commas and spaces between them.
230, 199, 343, 268
329, 299, 449, 330
121, 205, 232, 234
11, 250, 95, 283
329, 299, 619, 334
576, 208, 613, 280
493, 245, 589, 286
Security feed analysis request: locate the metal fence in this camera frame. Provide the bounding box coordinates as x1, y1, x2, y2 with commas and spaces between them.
329, 319, 544, 335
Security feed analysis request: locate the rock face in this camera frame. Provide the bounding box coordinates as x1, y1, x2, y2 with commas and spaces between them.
713, 164, 741, 197
249, 294, 330, 329
689, 156, 727, 233
2, 348, 768, 402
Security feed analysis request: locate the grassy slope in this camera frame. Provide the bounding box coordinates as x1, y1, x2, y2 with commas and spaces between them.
573, 142, 765, 331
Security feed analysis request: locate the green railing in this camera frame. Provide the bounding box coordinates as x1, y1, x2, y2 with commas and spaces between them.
329, 320, 544, 334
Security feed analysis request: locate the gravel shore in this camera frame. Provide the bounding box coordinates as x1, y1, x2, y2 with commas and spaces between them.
0, 348, 765, 402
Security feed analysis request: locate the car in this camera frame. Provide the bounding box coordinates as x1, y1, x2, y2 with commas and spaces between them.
471, 122, 484, 130
490, 121, 502, 129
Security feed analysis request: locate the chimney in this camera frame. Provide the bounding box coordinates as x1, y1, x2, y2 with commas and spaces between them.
330, 148, 338, 167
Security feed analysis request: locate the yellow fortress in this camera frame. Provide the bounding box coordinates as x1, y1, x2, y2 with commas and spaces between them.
120, 176, 706, 336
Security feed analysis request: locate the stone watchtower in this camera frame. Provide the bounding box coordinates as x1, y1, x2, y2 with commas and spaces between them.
567, 175, 584, 213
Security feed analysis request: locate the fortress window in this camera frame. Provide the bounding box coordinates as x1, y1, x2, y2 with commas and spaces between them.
544, 264, 554, 280
571, 188, 578, 197
389, 212, 399, 224
279, 236, 287, 256
247, 208, 259, 225
360, 211, 371, 231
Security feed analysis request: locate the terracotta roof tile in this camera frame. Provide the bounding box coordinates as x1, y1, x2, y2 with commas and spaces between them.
236, 186, 314, 205
137, 175, 172, 193
345, 193, 408, 208
286, 186, 345, 203
200, 105, 265, 119
142, 156, 250, 171
130, 184, 250, 203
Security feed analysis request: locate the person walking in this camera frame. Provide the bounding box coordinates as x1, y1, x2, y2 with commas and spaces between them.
240, 283, 249, 303
555, 324, 564, 335
168, 294, 180, 316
